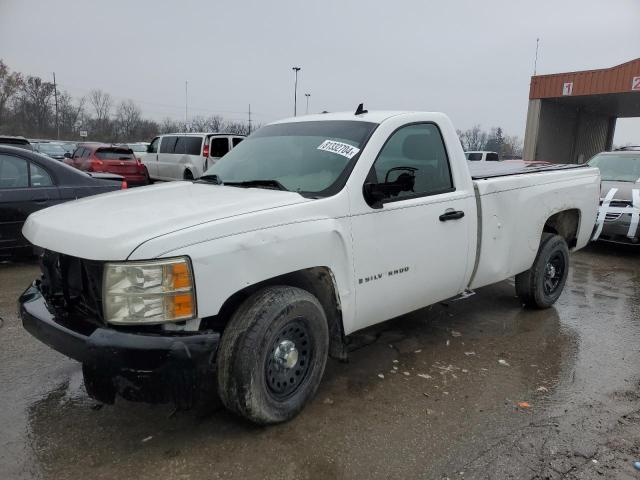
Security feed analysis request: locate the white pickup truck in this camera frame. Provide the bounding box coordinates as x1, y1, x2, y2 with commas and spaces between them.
19, 109, 600, 424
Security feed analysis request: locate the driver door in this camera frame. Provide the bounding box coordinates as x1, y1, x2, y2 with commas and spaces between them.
349, 123, 473, 332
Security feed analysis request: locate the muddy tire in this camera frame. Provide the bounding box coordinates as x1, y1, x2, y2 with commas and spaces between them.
217, 286, 329, 424
515, 233, 569, 309
183, 169, 194, 181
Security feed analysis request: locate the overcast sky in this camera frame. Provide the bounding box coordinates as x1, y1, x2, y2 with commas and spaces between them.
1, 0, 639, 144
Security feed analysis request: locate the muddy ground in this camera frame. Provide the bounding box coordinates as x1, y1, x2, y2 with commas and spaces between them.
1, 243, 639, 479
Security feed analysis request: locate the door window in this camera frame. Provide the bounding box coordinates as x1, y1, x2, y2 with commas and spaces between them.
210, 137, 230, 157
30, 163, 54, 187
232, 137, 244, 147
81, 147, 91, 158
148, 137, 159, 153
160, 136, 178, 154
369, 123, 453, 201
0, 154, 29, 188
486, 152, 499, 161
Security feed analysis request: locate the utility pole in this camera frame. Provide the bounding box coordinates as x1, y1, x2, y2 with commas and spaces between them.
52, 72, 59, 139
185, 80, 189, 131
292, 67, 301, 116
248, 104, 252, 134
533, 38, 540, 75
305, 93, 311, 114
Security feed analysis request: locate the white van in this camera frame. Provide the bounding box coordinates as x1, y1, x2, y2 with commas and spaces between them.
142, 133, 245, 181
465, 151, 500, 162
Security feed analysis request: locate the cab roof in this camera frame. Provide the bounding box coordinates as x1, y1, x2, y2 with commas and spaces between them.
271, 110, 419, 125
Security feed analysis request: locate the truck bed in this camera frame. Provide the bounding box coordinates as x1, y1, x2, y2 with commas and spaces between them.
467, 163, 600, 292
468, 161, 589, 180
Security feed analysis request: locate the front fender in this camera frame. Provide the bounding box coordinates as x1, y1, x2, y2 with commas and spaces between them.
150, 218, 356, 333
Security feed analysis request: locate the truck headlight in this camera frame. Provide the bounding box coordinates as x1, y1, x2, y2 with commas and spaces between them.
103, 257, 196, 325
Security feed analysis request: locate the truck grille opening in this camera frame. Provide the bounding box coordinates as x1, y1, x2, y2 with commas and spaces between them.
40, 250, 104, 324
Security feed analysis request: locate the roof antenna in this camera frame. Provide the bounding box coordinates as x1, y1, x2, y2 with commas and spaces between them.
354, 103, 368, 115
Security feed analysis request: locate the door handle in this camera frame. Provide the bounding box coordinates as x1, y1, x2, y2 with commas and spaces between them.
32, 197, 48, 203
439, 209, 465, 221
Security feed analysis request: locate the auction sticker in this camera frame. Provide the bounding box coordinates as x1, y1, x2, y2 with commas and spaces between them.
317, 140, 360, 159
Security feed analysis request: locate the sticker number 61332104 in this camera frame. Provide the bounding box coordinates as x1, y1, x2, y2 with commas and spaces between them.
316, 140, 361, 159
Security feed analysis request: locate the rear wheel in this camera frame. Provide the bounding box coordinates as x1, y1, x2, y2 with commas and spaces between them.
515, 233, 569, 309
183, 169, 194, 181
217, 286, 329, 424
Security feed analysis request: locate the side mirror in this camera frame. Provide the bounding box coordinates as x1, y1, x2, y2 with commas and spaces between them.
64, 152, 71, 158
363, 173, 415, 208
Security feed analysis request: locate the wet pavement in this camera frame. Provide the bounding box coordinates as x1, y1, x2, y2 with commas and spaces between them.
1, 243, 639, 479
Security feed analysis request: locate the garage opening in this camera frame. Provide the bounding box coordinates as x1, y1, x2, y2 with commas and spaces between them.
523, 58, 640, 163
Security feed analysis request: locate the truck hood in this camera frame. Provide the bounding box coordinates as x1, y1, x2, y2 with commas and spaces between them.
23, 181, 310, 260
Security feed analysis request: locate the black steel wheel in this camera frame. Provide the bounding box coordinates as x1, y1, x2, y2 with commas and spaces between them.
516, 233, 570, 309
543, 251, 565, 295
217, 286, 329, 424
265, 319, 313, 400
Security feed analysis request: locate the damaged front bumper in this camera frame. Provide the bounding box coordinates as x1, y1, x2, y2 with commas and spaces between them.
19, 283, 220, 407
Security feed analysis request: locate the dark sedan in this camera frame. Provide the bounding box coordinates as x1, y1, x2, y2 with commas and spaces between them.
0, 145, 125, 257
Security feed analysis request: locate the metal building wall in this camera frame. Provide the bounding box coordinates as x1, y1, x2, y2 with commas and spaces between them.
534, 101, 578, 162
572, 111, 613, 163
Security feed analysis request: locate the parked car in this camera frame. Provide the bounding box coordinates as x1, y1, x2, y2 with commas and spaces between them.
588, 150, 640, 245
142, 133, 245, 181
0, 135, 32, 150
0, 145, 126, 257
32, 141, 67, 160
19, 110, 599, 424
66, 143, 149, 186
465, 150, 500, 161
125, 142, 149, 160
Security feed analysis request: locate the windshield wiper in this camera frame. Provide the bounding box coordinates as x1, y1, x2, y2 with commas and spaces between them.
224, 179, 288, 191
198, 174, 222, 184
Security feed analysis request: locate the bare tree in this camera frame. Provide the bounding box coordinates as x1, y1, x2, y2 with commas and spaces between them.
459, 124, 488, 151
18, 76, 55, 134
0, 59, 23, 126
58, 92, 85, 136
89, 89, 112, 122
221, 120, 251, 135
115, 99, 142, 140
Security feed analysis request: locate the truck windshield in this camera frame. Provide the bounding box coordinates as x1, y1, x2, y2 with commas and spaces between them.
203, 120, 377, 195
588, 153, 640, 182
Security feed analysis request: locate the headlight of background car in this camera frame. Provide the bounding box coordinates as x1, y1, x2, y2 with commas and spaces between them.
103, 257, 196, 324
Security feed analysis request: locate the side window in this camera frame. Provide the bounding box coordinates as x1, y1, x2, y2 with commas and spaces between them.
72, 147, 82, 159
81, 148, 91, 159
176, 137, 203, 155
370, 123, 453, 200
210, 137, 230, 157
30, 163, 54, 187
148, 137, 159, 153
486, 152, 499, 161
160, 136, 177, 154
232, 137, 244, 147
0, 154, 29, 188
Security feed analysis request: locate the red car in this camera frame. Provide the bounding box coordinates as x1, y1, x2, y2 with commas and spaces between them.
65, 143, 149, 186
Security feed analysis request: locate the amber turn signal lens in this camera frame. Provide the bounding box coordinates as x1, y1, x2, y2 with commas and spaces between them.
170, 262, 192, 290
168, 293, 195, 319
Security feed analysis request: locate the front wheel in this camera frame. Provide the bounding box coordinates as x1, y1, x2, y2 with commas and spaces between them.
515, 233, 569, 309
217, 286, 329, 424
